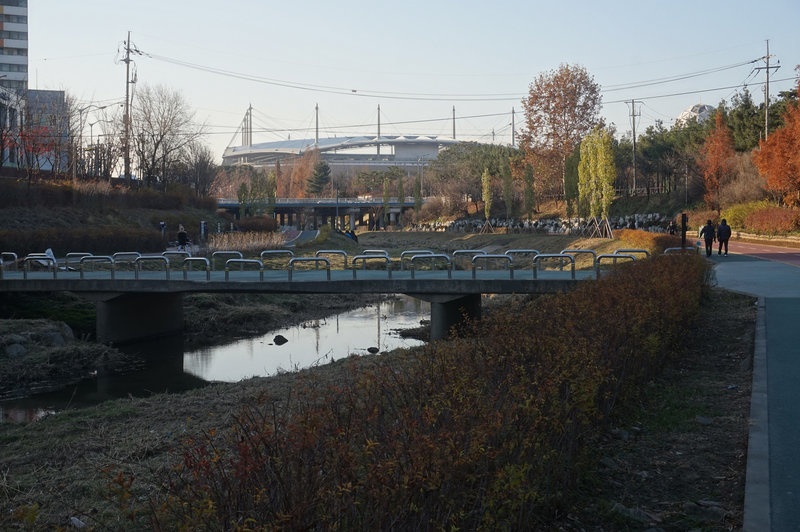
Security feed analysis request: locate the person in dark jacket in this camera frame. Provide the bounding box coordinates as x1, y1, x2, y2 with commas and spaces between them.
177, 224, 189, 251
699, 220, 716, 257
717, 218, 732, 256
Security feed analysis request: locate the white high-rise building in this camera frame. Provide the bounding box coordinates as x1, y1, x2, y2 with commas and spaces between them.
0, 0, 27, 93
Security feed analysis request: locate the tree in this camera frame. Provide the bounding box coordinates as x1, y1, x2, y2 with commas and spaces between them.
577, 127, 617, 218
182, 141, 217, 196
519, 64, 603, 198
396, 172, 405, 227
481, 168, 493, 221
131, 84, 206, 188
727, 87, 762, 151
266, 170, 277, 215
382, 176, 391, 227
414, 174, 423, 215
698, 111, 735, 213
501, 163, 514, 219
753, 82, 800, 206
306, 160, 331, 196
522, 164, 536, 221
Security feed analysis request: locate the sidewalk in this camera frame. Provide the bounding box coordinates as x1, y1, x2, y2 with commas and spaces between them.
710, 252, 800, 531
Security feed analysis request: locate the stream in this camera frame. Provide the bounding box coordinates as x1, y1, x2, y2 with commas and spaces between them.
0, 295, 430, 423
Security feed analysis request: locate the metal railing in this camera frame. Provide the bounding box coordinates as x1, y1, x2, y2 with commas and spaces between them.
22, 254, 58, 279
533, 253, 575, 279
595, 253, 637, 276
560, 249, 597, 265
225, 259, 264, 281
79, 255, 115, 279
315, 249, 348, 268
288, 257, 331, 281
351, 254, 392, 279
400, 250, 433, 270
211, 251, 244, 271
134, 256, 170, 280
472, 254, 514, 279
410, 254, 452, 279
183, 257, 211, 280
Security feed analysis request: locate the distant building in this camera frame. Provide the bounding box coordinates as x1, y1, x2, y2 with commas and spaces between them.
0, 0, 28, 93
0, 83, 21, 168
676, 103, 715, 126
26, 89, 68, 173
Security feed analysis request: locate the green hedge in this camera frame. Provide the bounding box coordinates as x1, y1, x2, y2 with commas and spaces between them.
0, 227, 163, 256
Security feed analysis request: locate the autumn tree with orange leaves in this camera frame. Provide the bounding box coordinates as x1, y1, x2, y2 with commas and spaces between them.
698, 110, 734, 214
519, 64, 602, 200
753, 82, 800, 206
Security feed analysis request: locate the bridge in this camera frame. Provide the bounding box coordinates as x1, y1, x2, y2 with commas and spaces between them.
217, 197, 419, 230
0, 248, 657, 344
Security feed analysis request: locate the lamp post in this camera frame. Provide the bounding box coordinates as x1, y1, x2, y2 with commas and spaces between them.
88, 119, 114, 177
73, 103, 121, 181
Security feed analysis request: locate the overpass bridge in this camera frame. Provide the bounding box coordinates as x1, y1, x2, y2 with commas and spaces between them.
217, 197, 418, 230
0, 248, 650, 344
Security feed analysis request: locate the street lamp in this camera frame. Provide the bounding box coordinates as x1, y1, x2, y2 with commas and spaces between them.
73, 102, 122, 180
89, 119, 114, 177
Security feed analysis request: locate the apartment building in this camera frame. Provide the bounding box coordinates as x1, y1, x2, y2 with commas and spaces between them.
0, 0, 27, 93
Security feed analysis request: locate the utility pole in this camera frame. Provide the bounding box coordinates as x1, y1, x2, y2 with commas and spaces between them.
511, 107, 515, 147
452, 106, 456, 140
628, 99, 642, 195
123, 31, 132, 185
754, 39, 780, 139
377, 104, 380, 156
315, 103, 319, 146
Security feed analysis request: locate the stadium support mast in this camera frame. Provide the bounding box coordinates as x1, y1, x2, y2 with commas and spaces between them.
377, 104, 381, 156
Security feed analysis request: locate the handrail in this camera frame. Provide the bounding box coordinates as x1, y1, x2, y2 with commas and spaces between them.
351, 254, 392, 279
361, 249, 389, 257
315, 249, 348, 268
79, 255, 115, 279
410, 253, 452, 279
400, 249, 433, 270
533, 253, 575, 279
595, 253, 637, 277
22, 254, 58, 280
261, 250, 295, 268
664, 246, 699, 255
504, 249, 540, 270
471, 254, 514, 279
211, 251, 243, 271
1, 251, 18, 271
560, 248, 597, 265
225, 258, 264, 281
183, 257, 211, 280
614, 248, 650, 258
65, 252, 92, 269
288, 257, 331, 281
163, 250, 191, 268
134, 255, 170, 280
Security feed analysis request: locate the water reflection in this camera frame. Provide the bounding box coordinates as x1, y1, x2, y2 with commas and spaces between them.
183, 295, 429, 382
1, 295, 429, 423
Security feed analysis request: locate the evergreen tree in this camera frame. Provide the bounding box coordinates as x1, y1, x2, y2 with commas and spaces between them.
578, 127, 617, 218
306, 161, 331, 196
481, 168, 493, 220
523, 164, 536, 221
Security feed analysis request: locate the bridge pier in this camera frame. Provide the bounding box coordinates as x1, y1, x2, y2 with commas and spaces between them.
90, 292, 184, 344
411, 293, 481, 341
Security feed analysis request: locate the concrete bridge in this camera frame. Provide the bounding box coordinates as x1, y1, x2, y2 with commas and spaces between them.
0, 248, 651, 344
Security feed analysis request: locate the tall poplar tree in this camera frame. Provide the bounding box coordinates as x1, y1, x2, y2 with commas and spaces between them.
481, 168, 493, 221
578, 127, 616, 218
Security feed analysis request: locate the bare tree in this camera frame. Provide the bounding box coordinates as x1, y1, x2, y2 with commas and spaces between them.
182, 141, 218, 196
130, 84, 205, 188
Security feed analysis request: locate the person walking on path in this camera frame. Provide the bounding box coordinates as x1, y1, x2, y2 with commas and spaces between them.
177, 224, 189, 251
699, 219, 716, 257
717, 218, 732, 256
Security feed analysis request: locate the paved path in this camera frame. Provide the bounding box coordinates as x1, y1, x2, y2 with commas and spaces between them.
710, 242, 800, 531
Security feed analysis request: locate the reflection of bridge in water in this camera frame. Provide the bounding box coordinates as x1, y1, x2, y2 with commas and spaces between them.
217, 197, 419, 230
1, 248, 652, 344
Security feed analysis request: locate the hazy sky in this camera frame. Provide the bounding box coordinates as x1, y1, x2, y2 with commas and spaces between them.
28, 0, 800, 161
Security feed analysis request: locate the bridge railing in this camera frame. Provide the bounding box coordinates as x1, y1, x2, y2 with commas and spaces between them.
472, 254, 514, 279
135, 256, 170, 280
212, 251, 243, 271
504, 249, 540, 270
614, 248, 650, 259
225, 259, 264, 281
65, 252, 92, 270
410, 254, 452, 279
315, 249, 348, 268
351, 255, 392, 279
533, 254, 575, 279
183, 257, 211, 280
79, 255, 115, 279
288, 257, 331, 281
595, 253, 637, 276
22, 254, 58, 279
400, 250, 433, 270
261, 250, 295, 269
1, 252, 18, 272
452, 249, 487, 270
112, 252, 142, 271
163, 251, 191, 269
560, 249, 597, 267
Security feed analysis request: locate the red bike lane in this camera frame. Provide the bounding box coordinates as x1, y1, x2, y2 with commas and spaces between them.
727, 240, 800, 267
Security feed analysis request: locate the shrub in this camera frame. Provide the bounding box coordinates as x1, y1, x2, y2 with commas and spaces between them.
615, 228, 683, 254
744, 206, 800, 235
140, 254, 709, 530
0, 227, 162, 256
721, 200, 772, 230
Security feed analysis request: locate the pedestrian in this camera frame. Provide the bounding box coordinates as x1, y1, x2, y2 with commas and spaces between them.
668, 219, 677, 235
717, 218, 732, 256
177, 224, 189, 251
699, 219, 716, 257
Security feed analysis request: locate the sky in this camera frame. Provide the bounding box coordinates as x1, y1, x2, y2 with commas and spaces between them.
28, 0, 800, 162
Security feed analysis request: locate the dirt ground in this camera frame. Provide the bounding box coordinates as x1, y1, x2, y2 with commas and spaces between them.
0, 232, 756, 529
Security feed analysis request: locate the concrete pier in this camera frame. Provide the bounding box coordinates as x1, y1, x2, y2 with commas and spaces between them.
94, 292, 184, 344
